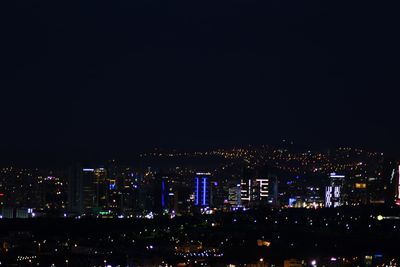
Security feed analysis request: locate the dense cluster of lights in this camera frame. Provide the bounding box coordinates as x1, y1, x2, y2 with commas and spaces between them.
17, 255, 36, 262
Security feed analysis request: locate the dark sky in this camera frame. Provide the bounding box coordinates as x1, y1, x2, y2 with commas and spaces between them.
1, 0, 400, 164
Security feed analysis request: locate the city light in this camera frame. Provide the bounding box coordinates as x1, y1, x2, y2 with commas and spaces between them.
0, 146, 398, 266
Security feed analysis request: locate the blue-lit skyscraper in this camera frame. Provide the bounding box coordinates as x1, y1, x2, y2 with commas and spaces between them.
194, 172, 211, 207
161, 177, 168, 210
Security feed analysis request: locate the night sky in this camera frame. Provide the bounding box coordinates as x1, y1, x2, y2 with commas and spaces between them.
1, 0, 400, 164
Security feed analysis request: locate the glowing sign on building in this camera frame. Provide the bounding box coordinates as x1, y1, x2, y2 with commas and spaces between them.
330, 173, 345, 178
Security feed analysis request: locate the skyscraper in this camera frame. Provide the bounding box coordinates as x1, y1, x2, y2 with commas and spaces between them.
325, 173, 345, 208
93, 168, 108, 212
68, 166, 109, 216
228, 184, 241, 208
194, 173, 211, 207
155, 174, 178, 213
393, 164, 400, 206
240, 166, 276, 207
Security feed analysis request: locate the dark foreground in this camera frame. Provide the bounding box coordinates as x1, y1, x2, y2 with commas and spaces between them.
0, 206, 399, 266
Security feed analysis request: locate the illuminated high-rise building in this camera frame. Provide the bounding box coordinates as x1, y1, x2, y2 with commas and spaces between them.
155, 174, 178, 213
68, 167, 94, 215
93, 168, 108, 211
239, 166, 277, 207
228, 184, 241, 208
194, 173, 211, 207
392, 164, 400, 206
240, 167, 253, 204
68, 166, 109, 216
240, 178, 252, 203
325, 173, 345, 208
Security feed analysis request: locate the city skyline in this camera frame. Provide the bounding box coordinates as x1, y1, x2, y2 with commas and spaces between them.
0, 133, 399, 266
2, 0, 400, 266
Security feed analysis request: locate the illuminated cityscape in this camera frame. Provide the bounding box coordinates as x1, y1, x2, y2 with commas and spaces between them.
3, 0, 400, 265
0, 146, 399, 266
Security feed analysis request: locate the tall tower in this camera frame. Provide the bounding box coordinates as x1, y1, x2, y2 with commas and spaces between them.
393, 164, 400, 206
228, 184, 241, 208
68, 166, 109, 216
93, 168, 108, 211
68, 166, 95, 216
325, 173, 345, 208
240, 167, 253, 206
194, 172, 211, 207
240, 166, 276, 207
